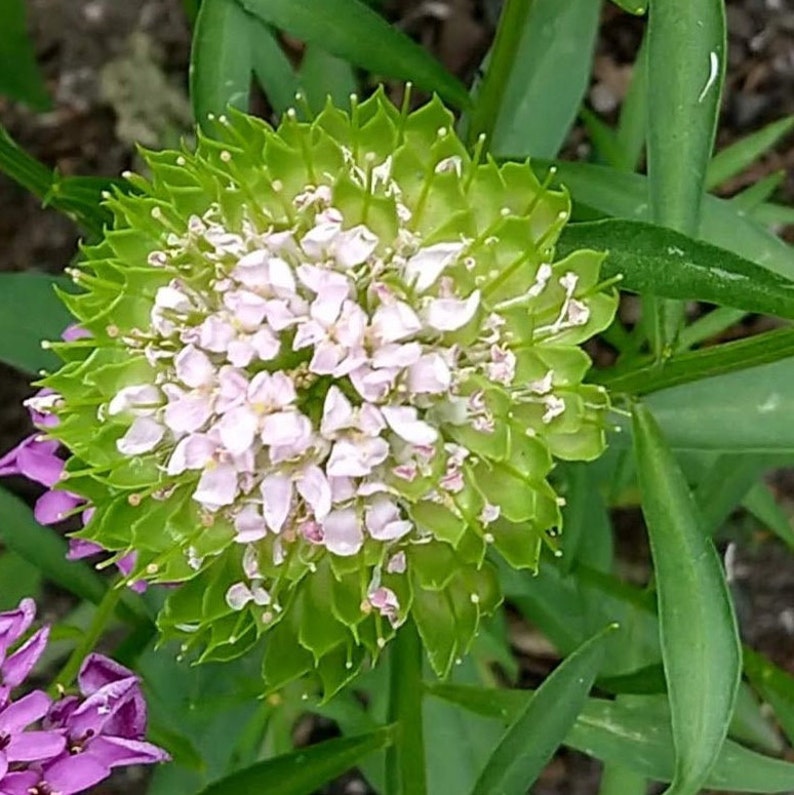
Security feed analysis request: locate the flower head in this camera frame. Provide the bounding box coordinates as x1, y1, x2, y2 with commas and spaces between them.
0, 601, 167, 794
36, 92, 616, 692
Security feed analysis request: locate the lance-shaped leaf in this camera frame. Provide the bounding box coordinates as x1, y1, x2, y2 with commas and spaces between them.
236, 0, 469, 108
633, 403, 741, 795
195, 727, 394, 795
470, 625, 616, 795
556, 219, 794, 320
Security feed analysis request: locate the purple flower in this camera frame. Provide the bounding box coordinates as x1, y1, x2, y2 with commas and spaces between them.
45, 655, 169, 784
0, 692, 65, 780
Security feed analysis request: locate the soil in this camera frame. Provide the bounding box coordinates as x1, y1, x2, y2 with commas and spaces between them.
0, 1, 793, 794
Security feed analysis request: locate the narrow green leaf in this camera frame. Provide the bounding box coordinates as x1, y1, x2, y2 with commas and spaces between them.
250, 22, 301, 115
466, 0, 533, 149
741, 482, 794, 550
0, 124, 118, 235
694, 454, 772, 533
431, 684, 794, 792
385, 621, 426, 795
0, 0, 51, 110
598, 327, 794, 396
599, 763, 646, 795
626, 357, 794, 452
470, 625, 616, 795
609, 0, 647, 13
731, 171, 786, 211
646, 0, 726, 352
633, 403, 741, 795
0, 273, 73, 372
647, 0, 725, 235
676, 307, 747, 351
751, 201, 794, 229
299, 45, 358, 113
0, 486, 106, 605
542, 160, 794, 279
707, 116, 794, 190
0, 550, 42, 610
489, 0, 601, 159
580, 108, 625, 170
745, 647, 794, 747
615, 36, 648, 172
236, 0, 469, 108
557, 218, 794, 320
195, 727, 395, 795
191, 0, 253, 125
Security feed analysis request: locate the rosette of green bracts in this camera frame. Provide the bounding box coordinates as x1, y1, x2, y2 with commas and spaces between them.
38, 91, 617, 695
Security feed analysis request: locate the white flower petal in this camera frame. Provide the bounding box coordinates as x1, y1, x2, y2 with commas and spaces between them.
194, 464, 239, 508
404, 242, 463, 293
117, 417, 164, 456
322, 508, 363, 556
424, 290, 480, 332
260, 473, 292, 533
381, 406, 438, 445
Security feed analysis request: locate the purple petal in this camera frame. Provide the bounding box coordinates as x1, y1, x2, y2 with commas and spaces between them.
2, 627, 49, 688
0, 770, 39, 795
41, 754, 110, 795
0, 600, 36, 658
14, 442, 64, 487
85, 736, 170, 768
0, 690, 51, 733
6, 729, 65, 762
66, 538, 104, 561
34, 489, 82, 525
65, 677, 139, 738
77, 654, 136, 696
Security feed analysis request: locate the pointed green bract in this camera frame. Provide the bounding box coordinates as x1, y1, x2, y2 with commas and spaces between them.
39, 91, 616, 693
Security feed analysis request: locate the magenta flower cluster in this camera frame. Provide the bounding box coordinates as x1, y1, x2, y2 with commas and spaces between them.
0, 599, 167, 795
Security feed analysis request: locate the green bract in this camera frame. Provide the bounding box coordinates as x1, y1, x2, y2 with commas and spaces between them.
39, 91, 617, 696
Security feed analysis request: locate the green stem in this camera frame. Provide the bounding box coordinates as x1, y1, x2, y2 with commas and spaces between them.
385, 620, 427, 795
50, 579, 124, 695
466, 0, 534, 149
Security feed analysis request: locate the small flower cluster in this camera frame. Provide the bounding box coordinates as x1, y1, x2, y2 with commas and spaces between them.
0, 378, 144, 592
31, 92, 617, 690
0, 599, 167, 795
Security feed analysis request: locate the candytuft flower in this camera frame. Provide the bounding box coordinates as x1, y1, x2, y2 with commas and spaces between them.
0, 600, 167, 794
33, 92, 617, 693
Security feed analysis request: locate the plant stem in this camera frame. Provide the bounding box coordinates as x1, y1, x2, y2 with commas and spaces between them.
385, 620, 427, 795
50, 579, 124, 694
466, 0, 533, 150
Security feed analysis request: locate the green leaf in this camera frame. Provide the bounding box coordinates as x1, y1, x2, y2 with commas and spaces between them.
615, 36, 648, 172
0, 272, 73, 372
0, 486, 106, 605
752, 201, 794, 229
250, 22, 300, 115
745, 647, 794, 747
0, 550, 42, 610
646, 0, 725, 353
599, 326, 794, 396
609, 0, 647, 13
0, 124, 118, 235
599, 763, 647, 795
638, 357, 794, 452
0, 0, 51, 110
470, 625, 616, 795
431, 684, 794, 792
676, 306, 747, 351
191, 0, 253, 125
647, 0, 725, 237
385, 621, 426, 795
542, 160, 794, 279
742, 482, 794, 550
236, 0, 469, 108
633, 404, 741, 795
299, 45, 358, 114
557, 218, 794, 320
195, 727, 395, 795
489, 0, 601, 159
707, 116, 794, 190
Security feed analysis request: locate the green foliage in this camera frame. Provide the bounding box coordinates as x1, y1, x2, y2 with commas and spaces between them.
2, 2, 794, 794
0, 0, 50, 110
